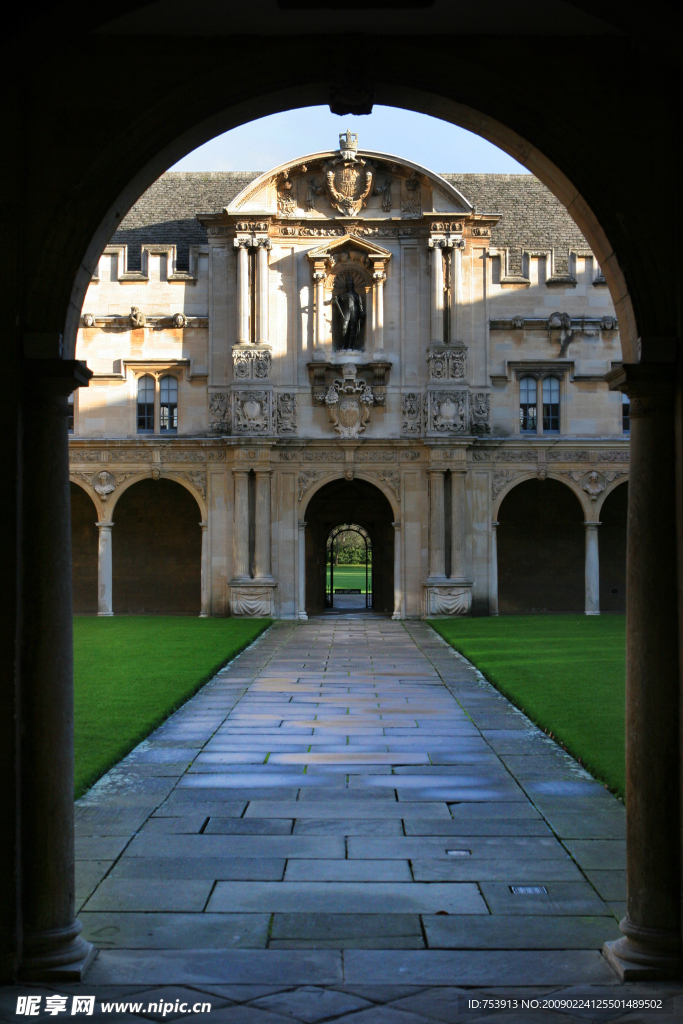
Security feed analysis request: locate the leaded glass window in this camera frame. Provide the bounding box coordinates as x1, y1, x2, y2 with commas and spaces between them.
137, 374, 154, 433
542, 376, 560, 433
159, 375, 178, 433
519, 376, 537, 432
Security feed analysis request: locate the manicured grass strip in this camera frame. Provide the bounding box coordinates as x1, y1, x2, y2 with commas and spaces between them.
73, 616, 271, 798
430, 614, 626, 798
326, 564, 373, 594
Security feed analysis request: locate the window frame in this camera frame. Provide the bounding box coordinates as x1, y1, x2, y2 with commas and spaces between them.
622, 391, 630, 435
515, 370, 564, 436
134, 370, 181, 435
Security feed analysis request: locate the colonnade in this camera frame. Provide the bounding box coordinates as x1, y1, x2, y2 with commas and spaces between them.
232, 468, 273, 581
235, 237, 270, 346
427, 466, 469, 583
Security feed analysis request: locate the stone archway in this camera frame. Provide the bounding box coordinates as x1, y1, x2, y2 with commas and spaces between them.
497, 478, 585, 614
111, 478, 202, 614
304, 478, 394, 615
599, 482, 628, 613
70, 483, 98, 613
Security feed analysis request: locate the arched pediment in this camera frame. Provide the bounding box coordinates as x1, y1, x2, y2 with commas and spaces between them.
226, 137, 473, 220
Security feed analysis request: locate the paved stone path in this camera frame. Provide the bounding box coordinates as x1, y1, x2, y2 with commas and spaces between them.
6, 619, 682, 1021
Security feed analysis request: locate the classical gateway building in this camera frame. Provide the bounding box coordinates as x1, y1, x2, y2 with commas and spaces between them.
69, 132, 629, 619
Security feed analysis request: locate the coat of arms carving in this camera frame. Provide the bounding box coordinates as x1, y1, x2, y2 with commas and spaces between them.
323, 131, 373, 217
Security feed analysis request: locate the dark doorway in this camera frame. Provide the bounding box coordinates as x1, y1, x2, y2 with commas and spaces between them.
599, 482, 628, 613
498, 478, 584, 613
70, 483, 98, 613
305, 478, 394, 615
112, 479, 201, 614
326, 524, 372, 611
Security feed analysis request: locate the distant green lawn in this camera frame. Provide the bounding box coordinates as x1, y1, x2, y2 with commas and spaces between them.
431, 615, 626, 798
327, 564, 373, 594
73, 616, 271, 798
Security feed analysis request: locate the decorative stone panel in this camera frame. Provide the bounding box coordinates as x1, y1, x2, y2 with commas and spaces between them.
424, 585, 472, 617
425, 390, 469, 435
276, 392, 297, 436
401, 392, 422, 437
230, 583, 276, 617
232, 391, 273, 435
232, 345, 272, 381
427, 344, 467, 381
208, 392, 231, 434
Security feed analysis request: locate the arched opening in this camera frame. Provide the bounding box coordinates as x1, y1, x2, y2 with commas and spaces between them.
112, 479, 201, 614
325, 524, 372, 611
305, 478, 394, 616
70, 484, 98, 613
497, 478, 585, 614
599, 482, 628, 613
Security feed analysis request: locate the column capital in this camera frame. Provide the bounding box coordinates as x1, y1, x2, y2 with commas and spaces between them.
253, 468, 273, 477
606, 362, 676, 413
584, 520, 601, 528
97, 520, 113, 529
392, 520, 401, 530
199, 520, 208, 529
232, 467, 251, 476
491, 520, 499, 529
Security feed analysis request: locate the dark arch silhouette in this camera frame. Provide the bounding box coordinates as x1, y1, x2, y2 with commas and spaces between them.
70, 483, 98, 613
497, 478, 585, 614
305, 478, 394, 615
112, 478, 202, 614
600, 482, 628, 613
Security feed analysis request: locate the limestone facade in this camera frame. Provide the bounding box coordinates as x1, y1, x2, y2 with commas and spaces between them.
70, 133, 629, 618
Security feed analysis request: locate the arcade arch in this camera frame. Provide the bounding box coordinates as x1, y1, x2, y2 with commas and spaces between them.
70, 483, 98, 614
303, 477, 395, 616
6, 14, 679, 986
496, 477, 585, 614
598, 481, 628, 614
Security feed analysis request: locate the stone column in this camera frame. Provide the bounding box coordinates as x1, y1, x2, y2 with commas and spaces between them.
428, 469, 446, 579
298, 520, 308, 620
603, 364, 681, 979
256, 240, 270, 346
233, 470, 250, 580
199, 520, 209, 617
392, 520, 402, 620
373, 271, 385, 355
314, 270, 326, 359
450, 469, 467, 581
253, 470, 272, 580
490, 521, 499, 616
430, 241, 444, 345
19, 373, 94, 979
584, 522, 600, 616
235, 240, 250, 346
96, 520, 113, 617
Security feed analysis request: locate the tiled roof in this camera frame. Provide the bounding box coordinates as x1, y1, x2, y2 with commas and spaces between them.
113, 170, 589, 273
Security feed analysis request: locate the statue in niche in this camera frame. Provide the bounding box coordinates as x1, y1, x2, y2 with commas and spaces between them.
333, 274, 366, 350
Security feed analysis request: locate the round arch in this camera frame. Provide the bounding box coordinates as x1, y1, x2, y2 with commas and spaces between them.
59, 85, 636, 362
303, 475, 395, 615
496, 476, 586, 614
108, 469, 207, 520
111, 476, 203, 614
493, 470, 591, 522
300, 470, 400, 523
595, 474, 629, 518
598, 478, 629, 613
69, 473, 106, 522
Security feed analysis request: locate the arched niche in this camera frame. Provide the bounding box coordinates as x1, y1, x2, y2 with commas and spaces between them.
70, 482, 99, 614
598, 479, 628, 613
497, 477, 586, 614
111, 478, 202, 614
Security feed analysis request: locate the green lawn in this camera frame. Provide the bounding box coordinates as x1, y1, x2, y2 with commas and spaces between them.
73, 616, 271, 798
430, 615, 626, 798
327, 564, 373, 594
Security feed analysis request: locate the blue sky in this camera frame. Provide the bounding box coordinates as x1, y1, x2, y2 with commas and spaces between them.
171, 105, 529, 175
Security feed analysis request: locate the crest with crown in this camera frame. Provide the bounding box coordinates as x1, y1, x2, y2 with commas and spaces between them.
339, 129, 359, 161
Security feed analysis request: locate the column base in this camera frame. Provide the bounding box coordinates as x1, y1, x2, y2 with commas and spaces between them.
424, 582, 472, 617
298, 610, 308, 620
391, 611, 402, 621
19, 925, 96, 982
229, 579, 277, 617
585, 610, 600, 616
603, 937, 681, 981
199, 612, 209, 618
97, 611, 113, 617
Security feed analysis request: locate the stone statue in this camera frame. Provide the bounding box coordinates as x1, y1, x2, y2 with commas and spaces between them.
334, 276, 365, 350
